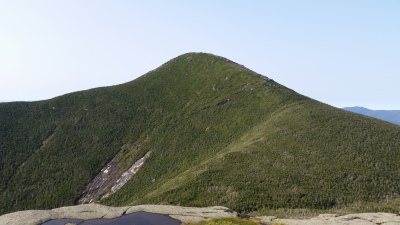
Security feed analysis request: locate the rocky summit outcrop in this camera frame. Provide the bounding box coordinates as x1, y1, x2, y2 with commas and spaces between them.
2, 203, 400, 225
0, 204, 237, 225
254, 213, 400, 225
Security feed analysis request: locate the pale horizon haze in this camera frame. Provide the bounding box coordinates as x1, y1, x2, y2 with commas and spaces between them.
0, 1, 399, 110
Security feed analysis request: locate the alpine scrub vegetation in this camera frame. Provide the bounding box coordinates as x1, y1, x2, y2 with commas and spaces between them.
1, 53, 400, 215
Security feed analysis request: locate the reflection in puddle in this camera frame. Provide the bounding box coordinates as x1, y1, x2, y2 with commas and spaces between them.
41, 211, 180, 225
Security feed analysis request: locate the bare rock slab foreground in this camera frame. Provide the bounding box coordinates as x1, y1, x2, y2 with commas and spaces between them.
0, 204, 237, 225
2, 204, 400, 225
272, 213, 400, 225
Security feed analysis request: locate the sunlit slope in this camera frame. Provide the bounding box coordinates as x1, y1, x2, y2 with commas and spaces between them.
1, 53, 400, 215
116, 100, 400, 213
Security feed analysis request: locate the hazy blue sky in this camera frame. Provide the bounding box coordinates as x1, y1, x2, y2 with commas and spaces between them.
1, 1, 399, 109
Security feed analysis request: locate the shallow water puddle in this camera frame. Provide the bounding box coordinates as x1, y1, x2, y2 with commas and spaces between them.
41, 211, 181, 225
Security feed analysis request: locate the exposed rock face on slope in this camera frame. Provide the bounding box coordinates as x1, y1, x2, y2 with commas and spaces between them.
78, 147, 152, 204
0, 204, 237, 225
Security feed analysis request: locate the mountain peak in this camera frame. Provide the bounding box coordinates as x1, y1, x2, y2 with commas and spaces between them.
1, 54, 400, 215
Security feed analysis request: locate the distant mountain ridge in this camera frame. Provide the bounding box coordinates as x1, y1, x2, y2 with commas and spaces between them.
1, 53, 400, 215
343, 107, 400, 125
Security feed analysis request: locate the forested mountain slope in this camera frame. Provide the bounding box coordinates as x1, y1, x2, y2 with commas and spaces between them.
1, 53, 400, 215
343, 106, 400, 125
